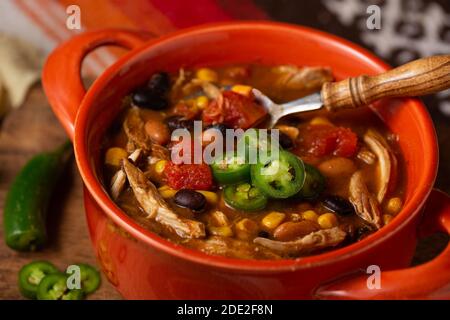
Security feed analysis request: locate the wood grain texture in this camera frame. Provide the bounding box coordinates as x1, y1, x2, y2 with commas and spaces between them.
0, 85, 121, 300
322, 55, 450, 110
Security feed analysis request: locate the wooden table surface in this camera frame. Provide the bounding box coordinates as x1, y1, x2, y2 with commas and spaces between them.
0, 84, 448, 300
0, 85, 122, 300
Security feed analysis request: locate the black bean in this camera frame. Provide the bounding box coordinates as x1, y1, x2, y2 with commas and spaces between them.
322, 195, 355, 216
340, 223, 356, 244
356, 225, 374, 241
258, 231, 270, 238
268, 130, 294, 149
165, 116, 194, 131
278, 131, 294, 149
131, 87, 168, 110
174, 189, 206, 211
340, 223, 373, 244
148, 72, 170, 94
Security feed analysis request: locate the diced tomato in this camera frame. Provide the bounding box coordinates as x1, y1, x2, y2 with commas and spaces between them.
202, 91, 266, 129
163, 162, 213, 190
299, 125, 358, 157
173, 102, 201, 120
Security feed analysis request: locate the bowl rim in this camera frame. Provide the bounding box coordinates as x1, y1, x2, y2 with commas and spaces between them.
74, 21, 438, 272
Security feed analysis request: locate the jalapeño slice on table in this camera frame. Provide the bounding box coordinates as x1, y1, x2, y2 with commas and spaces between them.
18, 260, 59, 299
36, 273, 84, 300
77, 263, 101, 294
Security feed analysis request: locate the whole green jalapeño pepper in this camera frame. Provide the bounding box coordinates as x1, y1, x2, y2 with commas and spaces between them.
4, 141, 72, 251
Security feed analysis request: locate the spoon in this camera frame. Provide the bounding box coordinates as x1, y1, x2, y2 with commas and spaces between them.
253, 55, 450, 128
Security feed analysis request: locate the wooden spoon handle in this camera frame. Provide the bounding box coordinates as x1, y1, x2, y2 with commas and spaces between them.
322, 55, 450, 111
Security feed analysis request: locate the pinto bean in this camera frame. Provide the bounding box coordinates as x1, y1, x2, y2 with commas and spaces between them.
318, 157, 357, 179
273, 221, 320, 242
145, 118, 170, 145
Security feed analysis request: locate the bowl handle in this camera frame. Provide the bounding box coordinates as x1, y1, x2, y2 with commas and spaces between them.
315, 189, 450, 299
42, 29, 150, 140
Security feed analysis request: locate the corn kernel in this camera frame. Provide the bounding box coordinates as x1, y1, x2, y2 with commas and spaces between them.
386, 197, 402, 215
318, 213, 338, 229
158, 185, 177, 199
274, 125, 299, 140
154, 160, 168, 174
302, 210, 319, 222
196, 95, 209, 109
262, 212, 286, 230
105, 147, 128, 166
196, 68, 218, 82
383, 214, 394, 225
231, 85, 253, 97
235, 218, 259, 240
209, 226, 233, 237
209, 210, 229, 227
158, 185, 170, 191
310, 117, 333, 126
197, 190, 219, 205
236, 218, 257, 232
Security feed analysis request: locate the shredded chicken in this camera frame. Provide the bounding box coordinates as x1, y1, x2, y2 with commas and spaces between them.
181, 78, 221, 99
363, 129, 397, 203
208, 210, 229, 227
148, 156, 160, 165
110, 149, 143, 200
357, 148, 376, 165
122, 159, 205, 239
269, 65, 333, 97
172, 68, 186, 92
190, 236, 282, 260
123, 107, 170, 159
349, 171, 383, 229
110, 170, 126, 201
253, 227, 346, 256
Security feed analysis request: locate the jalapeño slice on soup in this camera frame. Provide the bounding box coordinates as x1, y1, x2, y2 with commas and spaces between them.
224, 183, 268, 211
251, 150, 305, 199
211, 153, 251, 185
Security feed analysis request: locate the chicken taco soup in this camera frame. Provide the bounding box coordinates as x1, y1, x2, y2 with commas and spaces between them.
101, 64, 404, 260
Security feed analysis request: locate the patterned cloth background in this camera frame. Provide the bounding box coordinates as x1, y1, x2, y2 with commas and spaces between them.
0, 0, 449, 191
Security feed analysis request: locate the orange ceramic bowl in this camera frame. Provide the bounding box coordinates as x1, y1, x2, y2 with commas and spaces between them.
43, 22, 450, 299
